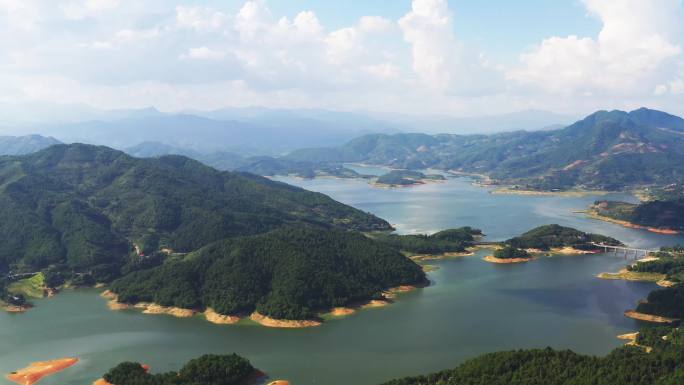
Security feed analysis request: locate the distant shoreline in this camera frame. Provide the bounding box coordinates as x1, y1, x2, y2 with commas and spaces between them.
585, 211, 680, 235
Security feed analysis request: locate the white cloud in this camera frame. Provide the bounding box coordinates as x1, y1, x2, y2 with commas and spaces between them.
176, 5, 227, 31
181, 46, 226, 60
0, 0, 682, 117
509, 0, 684, 96
398, 0, 457, 90
61, 0, 120, 20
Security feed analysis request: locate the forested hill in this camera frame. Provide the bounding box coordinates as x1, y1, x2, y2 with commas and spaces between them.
0, 144, 390, 274
111, 226, 425, 320
285, 108, 684, 190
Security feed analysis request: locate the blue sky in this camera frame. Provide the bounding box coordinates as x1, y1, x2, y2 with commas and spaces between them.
0, 0, 682, 117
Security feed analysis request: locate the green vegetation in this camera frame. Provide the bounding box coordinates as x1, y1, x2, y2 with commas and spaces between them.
371, 227, 482, 255
635, 285, 684, 319
381, 326, 684, 385
0, 144, 390, 279
506, 224, 621, 250
592, 199, 684, 231
375, 170, 445, 186
493, 246, 529, 259
628, 251, 684, 283
103, 354, 256, 385
7, 273, 45, 298
110, 226, 425, 320
286, 108, 684, 191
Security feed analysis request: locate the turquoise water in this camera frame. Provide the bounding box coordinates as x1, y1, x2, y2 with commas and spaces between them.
1, 174, 678, 385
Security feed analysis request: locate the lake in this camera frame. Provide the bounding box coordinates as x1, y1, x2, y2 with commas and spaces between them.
2, 173, 681, 385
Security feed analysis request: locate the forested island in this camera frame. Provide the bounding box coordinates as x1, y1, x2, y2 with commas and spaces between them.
109, 226, 426, 323
483, 225, 621, 263
99, 354, 259, 385
374, 170, 446, 187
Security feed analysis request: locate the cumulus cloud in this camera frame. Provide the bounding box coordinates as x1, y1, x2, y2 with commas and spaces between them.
509, 0, 684, 97
0, 0, 682, 115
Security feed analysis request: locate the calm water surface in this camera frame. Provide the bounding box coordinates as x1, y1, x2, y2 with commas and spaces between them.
2, 173, 682, 385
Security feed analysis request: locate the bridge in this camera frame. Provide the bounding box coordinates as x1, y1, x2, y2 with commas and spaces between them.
590, 243, 658, 260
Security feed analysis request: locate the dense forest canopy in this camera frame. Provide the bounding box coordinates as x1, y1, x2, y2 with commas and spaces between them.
506, 224, 621, 250
0, 144, 390, 275
381, 326, 684, 385
103, 354, 255, 385
371, 227, 482, 255
111, 227, 426, 320
493, 246, 530, 259
592, 199, 684, 231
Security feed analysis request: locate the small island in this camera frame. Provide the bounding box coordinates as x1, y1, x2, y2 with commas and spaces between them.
484, 225, 622, 264
374, 170, 446, 187
484, 246, 532, 264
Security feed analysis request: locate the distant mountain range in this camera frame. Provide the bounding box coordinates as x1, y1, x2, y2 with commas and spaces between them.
0, 135, 60, 156
283, 108, 684, 190
4, 107, 682, 191
0, 103, 575, 154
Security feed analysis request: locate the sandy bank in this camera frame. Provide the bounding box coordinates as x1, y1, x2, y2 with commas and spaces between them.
3, 304, 32, 313
597, 269, 666, 283
204, 308, 240, 325
617, 332, 653, 353
483, 255, 532, 264
327, 307, 356, 317
550, 247, 600, 255
410, 250, 474, 262
250, 312, 322, 328
135, 303, 195, 318
624, 310, 679, 324
6, 358, 78, 385
102, 291, 195, 318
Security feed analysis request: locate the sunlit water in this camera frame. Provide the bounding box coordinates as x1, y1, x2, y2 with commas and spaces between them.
2, 172, 681, 385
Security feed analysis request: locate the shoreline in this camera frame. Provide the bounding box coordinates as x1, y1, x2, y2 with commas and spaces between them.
102, 283, 423, 328
624, 310, 679, 324
483, 255, 532, 264
596, 269, 674, 287
6, 358, 79, 385
617, 332, 653, 353
491, 187, 611, 197
585, 211, 680, 235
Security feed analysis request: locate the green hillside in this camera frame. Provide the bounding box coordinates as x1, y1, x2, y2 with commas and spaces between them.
285, 108, 684, 190
110, 226, 425, 320
506, 224, 622, 250
0, 144, 390, 276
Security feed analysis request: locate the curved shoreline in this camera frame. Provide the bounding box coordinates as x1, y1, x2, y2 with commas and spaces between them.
102, 284, 422, 328
586, 212, 680, 235
483, 255, 532, 264
596, 269, 673, 287
624, 310, 679, 324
